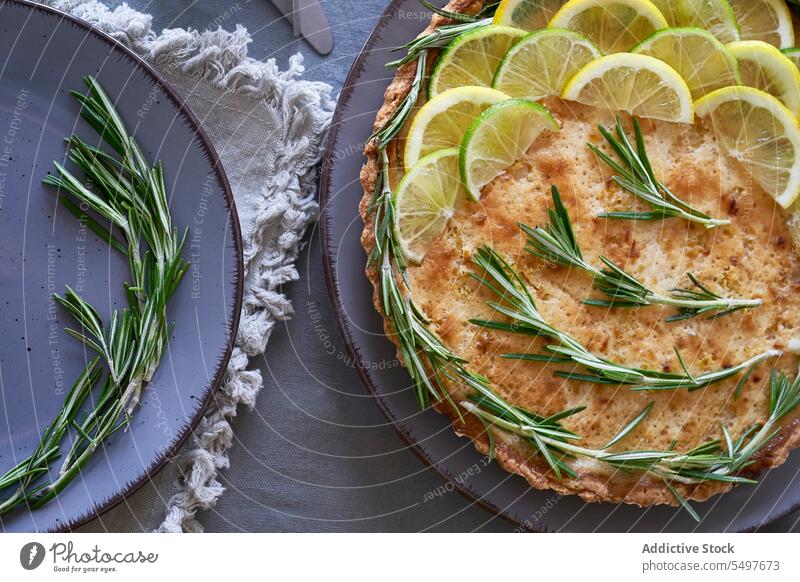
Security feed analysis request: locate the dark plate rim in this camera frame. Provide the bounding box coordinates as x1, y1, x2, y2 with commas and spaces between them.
6, 0, 244, 532
318, 0, 800, 533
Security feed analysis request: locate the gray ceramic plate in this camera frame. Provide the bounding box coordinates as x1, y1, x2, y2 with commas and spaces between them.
0, 0, 242, 532
320, 0, 800, 532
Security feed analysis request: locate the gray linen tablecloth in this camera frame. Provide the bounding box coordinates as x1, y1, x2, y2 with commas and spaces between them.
80, 0, 799, 533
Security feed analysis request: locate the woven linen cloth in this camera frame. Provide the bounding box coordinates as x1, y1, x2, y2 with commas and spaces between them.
39, 0, 335, 532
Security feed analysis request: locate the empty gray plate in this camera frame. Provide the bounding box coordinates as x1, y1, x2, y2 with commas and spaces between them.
320, 0, 800, 532
0, 0, 242, 532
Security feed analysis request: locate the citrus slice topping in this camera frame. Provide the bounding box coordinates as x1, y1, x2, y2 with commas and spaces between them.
548, 0, 669, 54
428, 25, 526, 98
460, 99, 560, 200
493, 0, 569, 30
632, 27, 741, 99
394, 149, 462, 263
649, 0, 740, 43
492, 29, 601, 100
695, 86, 800, 208
728, 40, 800, 115
562, 53, 694, 122
727, 0, 794, 49
404, 86, 509, 169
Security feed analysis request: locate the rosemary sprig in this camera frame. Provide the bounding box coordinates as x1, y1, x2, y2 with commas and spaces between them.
462, 366, 800, 520
523, 185, 762, 321
590, 116, 730, 228
0, 76, 188, 514
386, 17, 492, 69
372, 52, 428, 150
469, 244, 779, 391
375, 1, 495, 143
371, 151, 454, 409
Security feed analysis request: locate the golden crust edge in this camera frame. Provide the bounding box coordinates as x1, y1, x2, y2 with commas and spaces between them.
356, 0, 800, 507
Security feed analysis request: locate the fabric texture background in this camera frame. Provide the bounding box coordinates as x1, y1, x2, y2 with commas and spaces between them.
41, 0, 335, 532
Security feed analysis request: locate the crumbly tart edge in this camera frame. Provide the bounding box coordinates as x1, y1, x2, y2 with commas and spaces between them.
357, 0, 800, 507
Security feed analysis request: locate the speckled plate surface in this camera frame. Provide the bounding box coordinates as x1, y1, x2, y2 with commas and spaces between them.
0, 0, 242, 532
319, 0, 800, 532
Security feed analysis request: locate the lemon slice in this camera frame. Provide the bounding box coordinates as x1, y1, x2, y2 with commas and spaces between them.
562, 53, 694, 122
428, 25, 526, 98
727, 0, 794, 49
728, 40, 800, 115
548, 0, 669, 54
460, 99, 560, 200
632, 28, 741, 99
394, 149, 462, 263
494, 0, 569, 30
404, 86, 509, 169
492, 29, 601, 100
695, 86, 800, 208
649, 0, 740, 43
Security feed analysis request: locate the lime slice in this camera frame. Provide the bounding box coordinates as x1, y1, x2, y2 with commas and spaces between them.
548, 0, 669, 54
649, 0, 740, 43
728, 40, 800, 115
492, 29, 601, 100
494, 0, 569, 30
727, 0, 794, 49
695, 86, 800, 208
562, 53, 694, 122
428, 25, 526, 98
632, 27, 741, 99
394, 149, 462, 263
404, 86, 509, 169
460, 99, 560, 200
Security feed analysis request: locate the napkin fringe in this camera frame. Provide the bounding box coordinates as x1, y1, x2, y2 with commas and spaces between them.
42, 0, 334, 532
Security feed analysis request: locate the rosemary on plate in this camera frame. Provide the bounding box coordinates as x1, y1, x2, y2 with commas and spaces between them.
590, 116, 731, 228
523, 185, 762, 321
365, 0, 796, 520
0, 76, 188, 514
470, 245, 778, 390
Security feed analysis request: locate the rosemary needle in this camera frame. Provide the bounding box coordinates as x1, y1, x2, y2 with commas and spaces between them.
590, 116, 731, 229
523, 185, 762, 321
